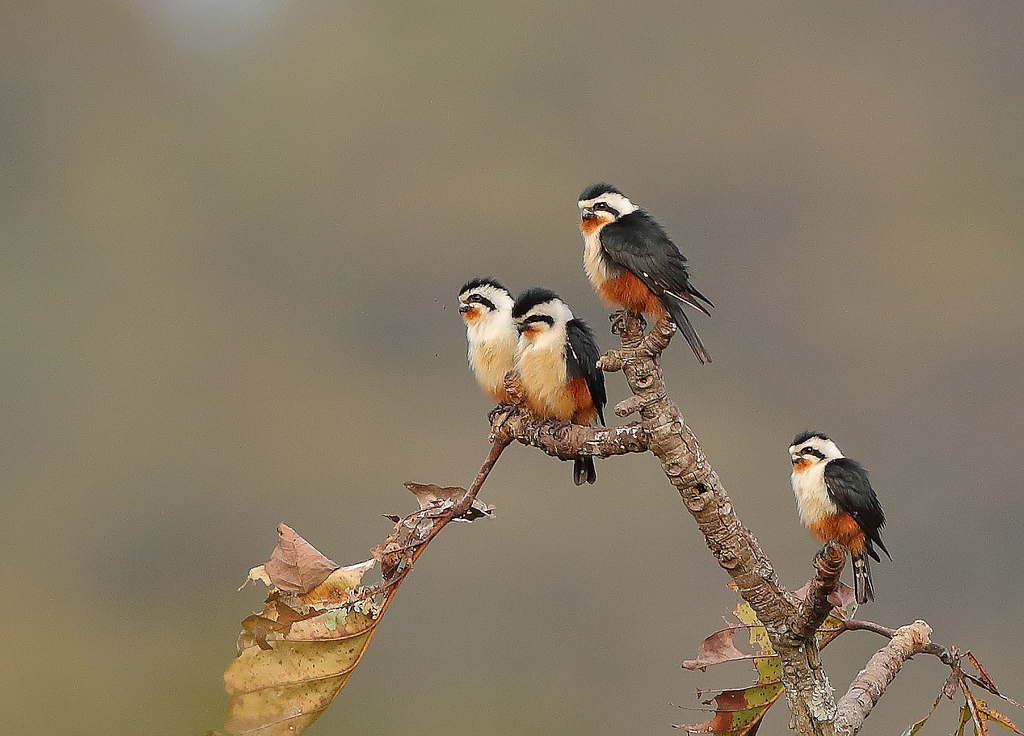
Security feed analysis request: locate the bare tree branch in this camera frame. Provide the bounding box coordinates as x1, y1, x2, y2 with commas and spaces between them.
492, 311, 838, 736
841, 618, 954, 666
491, 407, 649, 460
791, 542, 847, 643
833, 621, 935, 736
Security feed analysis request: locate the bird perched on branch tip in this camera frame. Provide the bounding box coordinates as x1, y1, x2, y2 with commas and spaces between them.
789, 431, 890, 604
577, 182, 713, 364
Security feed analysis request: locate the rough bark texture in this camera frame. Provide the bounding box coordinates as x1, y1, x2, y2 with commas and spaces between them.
601, 313, 837, 736
491, 405, 649, 460
792, 542, 847, 643
494, 312, 838, 736
485, 312, 961, 736
833, 621, 935, 736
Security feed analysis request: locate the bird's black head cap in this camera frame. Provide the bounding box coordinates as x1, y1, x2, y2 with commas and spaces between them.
459, 276, 508, 297
512, 287, 561, 319
579, 182, 623, 201
792, 430, 830, 447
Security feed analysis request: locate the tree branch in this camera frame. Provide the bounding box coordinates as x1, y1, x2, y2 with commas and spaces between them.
490, 408, 648, 459
832, 620, 935, 736
841, 618, 955, 665
790, 542, 847, 643
492, 310, 837, 736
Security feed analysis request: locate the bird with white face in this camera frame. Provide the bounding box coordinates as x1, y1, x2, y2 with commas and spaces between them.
577, 182, 713, 364
458, 277, 517, 405
789, 431, 890, 604
512, 288, 607, 485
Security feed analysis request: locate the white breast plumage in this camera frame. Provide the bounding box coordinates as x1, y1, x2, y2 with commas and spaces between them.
582, 230, 616, 289
791, 464, 838, 526
516, 326, 574, 419
466, 316, 516, 395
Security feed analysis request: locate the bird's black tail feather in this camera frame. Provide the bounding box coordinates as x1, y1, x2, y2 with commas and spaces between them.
574, 456, 597, 486
664, 298, 712, 365
853, 553, 874, 604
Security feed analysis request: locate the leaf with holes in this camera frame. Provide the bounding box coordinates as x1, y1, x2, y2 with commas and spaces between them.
678, 584, 855, 735
225, 536, 379, 736
224, 479, 496, 735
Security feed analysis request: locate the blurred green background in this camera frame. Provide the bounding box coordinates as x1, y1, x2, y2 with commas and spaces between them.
3, 1, 1023, 734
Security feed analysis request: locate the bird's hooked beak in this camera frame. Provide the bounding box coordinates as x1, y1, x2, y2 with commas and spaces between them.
580, 206, 597, 222
790, 454, 801, 464
458, 303, 472, 315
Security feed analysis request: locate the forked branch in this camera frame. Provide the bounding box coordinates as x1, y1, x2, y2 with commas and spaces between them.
491, 311, 838, 736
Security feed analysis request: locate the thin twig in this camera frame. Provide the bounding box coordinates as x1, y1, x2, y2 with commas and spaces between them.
842, 618, 954, 665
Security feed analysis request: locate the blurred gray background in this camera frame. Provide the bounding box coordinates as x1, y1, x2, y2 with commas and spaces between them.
3, 2, 1022, 734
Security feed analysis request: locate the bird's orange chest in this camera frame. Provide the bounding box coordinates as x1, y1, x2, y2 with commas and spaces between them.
597, 272, 666, 317
807, 513, 865, 554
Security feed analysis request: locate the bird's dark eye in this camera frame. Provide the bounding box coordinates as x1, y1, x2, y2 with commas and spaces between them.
468, 294, 495, 310
593, 202, 608, 211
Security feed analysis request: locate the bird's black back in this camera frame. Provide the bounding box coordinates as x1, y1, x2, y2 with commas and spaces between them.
599, 212, 713, 315
823, 457, 890, 561
565, 318, 606, 425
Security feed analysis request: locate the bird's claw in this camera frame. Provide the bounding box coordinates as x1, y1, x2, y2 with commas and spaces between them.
609, 309, 628, 335
488, 404, 515, 437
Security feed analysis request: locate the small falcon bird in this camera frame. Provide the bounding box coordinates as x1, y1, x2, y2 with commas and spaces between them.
577, 182, 714, 364
458, 277, 517, 404
789, 431, 890, 604
512, 288, 607, 485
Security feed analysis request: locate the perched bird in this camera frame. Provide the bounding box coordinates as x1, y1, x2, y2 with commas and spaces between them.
512, 288, 607, 485
789, 431, 890, 604
577, 182, 713, 364
458, 277, 517, 404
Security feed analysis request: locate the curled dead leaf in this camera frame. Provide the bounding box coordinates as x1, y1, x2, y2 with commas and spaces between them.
239, 565, 272, 591
405, 481, 495, 521
683, 627, 749, 671
263, 523, 340, 595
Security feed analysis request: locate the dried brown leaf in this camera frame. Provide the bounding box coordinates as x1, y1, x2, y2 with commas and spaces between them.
674, 682, 784, 734
226, 540, 381, 735
964, 681, 991, 736
966, 652, 1023, 708
793, 580, 857, 615
977, 702, 1024, 734
270, 600, 305, 627
682, 581, 855, 734
405, 482, 495, 521
944, 667, 964, 700
406, 481, 466, 509
969, 652, 1000, 693
684, 627, 749, 671
240, 615, 291, 651
263, 523, 339, 594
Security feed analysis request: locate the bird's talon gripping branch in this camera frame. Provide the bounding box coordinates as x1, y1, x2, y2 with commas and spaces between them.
609, 309, 629, 336
487, 404, 509, 424
487, 405, 517, 442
